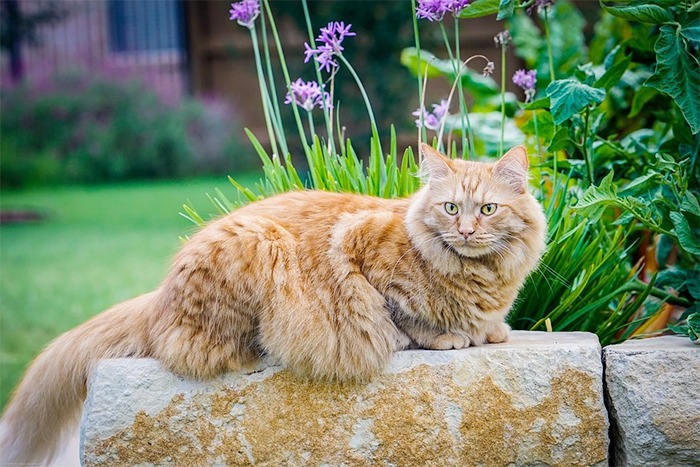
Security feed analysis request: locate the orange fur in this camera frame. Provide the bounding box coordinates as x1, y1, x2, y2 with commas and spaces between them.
0, 145, 546, 464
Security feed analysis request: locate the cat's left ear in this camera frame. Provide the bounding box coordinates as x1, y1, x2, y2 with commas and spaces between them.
495, 146, 529, 193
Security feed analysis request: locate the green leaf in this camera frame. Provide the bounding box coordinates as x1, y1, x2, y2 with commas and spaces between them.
681, 192, 700, 217
548, 127, 576, 152
689, 313, 700, 341
574, 171, 617, 220
629, 86, 658, 118
524, 97, 550, 110
458, 0, 499, 18
595, 54, 632, 91
600, 2, 673, 24
645, 25, 700, 134
680, 16, 700, 48
497, 0, 515, 20
671, 211, 700, 255
546, 79, 606, 124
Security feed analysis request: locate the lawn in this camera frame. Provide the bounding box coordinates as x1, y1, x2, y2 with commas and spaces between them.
0, 173, 261, 410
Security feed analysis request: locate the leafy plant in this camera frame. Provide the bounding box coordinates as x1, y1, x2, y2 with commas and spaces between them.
0, 71, 250, 187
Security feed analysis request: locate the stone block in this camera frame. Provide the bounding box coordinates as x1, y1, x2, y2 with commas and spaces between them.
604, 336, 700, 466
81, 331, 608, 466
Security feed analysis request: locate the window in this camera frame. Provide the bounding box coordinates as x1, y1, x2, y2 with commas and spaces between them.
108, 0, 184, 53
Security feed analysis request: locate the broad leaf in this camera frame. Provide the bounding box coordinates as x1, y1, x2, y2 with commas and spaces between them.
645, 25, 700, 134
680, 16, 700, 48
629, 86, 658, 118
600, 2, 673, 24
458, 0, 499, 18
670, 211, 700, 255
574, 171, 617, 220
681, 192, 700, 217
595, 54, 632, 91
546, 79, 606, 124
497, 0, 516, 20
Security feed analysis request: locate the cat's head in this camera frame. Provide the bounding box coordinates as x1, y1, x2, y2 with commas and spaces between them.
407, 143, 546, 264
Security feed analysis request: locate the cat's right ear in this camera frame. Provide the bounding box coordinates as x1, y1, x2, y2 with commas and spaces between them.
420, 143, 453, 181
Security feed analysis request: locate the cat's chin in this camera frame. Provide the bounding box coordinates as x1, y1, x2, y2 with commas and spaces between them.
449, 243, 494, 258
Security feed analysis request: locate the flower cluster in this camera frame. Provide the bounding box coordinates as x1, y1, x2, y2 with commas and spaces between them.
304, 22, 356, 73
228, 0, 260, 29
513, 69, 537, 102
416, 0, 471, 22
413, 99, 450, 130
284, 79, 332, 111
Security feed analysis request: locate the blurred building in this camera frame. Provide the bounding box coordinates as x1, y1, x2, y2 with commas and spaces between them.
1, 0, 536, 148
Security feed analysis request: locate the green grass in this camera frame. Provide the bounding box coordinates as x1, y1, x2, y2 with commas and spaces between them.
0, 173, 261, 410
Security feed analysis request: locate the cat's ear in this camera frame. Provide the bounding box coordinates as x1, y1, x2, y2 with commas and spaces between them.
420, 143, 454, 181
495, 146, 529, 193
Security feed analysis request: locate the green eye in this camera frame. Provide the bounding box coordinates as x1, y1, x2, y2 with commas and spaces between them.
444, 202, 459, 215
481, 204, 497, 215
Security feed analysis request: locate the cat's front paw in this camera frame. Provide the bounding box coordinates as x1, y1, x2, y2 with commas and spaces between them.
426, 332, 470, 350
486, 322, 510, 344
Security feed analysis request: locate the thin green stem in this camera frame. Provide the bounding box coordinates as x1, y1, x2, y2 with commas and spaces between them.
583, 105, 594, 186
249, 25, 280, 156
261, 0, 309, 152
631, 280, 693, 308
439, 21, 473, 158
338, 54, 380, 144
453, 19, 473, 159
301, 0, 335, 155
411, 0, 427, 144
533, 109, 545, 205
543, 7, 556, 83
500, 44, 507, 157
307, 111, 316, 142
259, 14, 288, 156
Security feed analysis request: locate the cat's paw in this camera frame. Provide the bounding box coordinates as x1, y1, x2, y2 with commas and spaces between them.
486, 322, 510, 344
426, 332, 470, 350
393, 330, 412, 351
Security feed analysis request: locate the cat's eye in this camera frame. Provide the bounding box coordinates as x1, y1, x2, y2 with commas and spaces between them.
444, 202, 459, 215
481, 204, 497, 215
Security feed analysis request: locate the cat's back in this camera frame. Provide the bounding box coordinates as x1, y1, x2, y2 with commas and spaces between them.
229, 190, 408, 236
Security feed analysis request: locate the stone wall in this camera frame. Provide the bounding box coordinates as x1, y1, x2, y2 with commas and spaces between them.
80, 332, 699, 466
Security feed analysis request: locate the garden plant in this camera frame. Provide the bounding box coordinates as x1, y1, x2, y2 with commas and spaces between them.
187, 0, 699, 345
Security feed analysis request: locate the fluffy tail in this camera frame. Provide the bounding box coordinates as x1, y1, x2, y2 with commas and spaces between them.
0, 291, 157, 466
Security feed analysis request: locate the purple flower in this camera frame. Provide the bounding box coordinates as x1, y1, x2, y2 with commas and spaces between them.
416, 0, 470, 21
304, 21, 356, 73
413, 100, 450, 130
513, 69, 537, 102
229, 0, 260, 29
284, 78, 332, 111
431, 99, 450, 119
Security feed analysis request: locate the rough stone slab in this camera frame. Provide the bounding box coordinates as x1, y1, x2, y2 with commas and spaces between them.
604, 336, 700, 467
81, 331, 608, 466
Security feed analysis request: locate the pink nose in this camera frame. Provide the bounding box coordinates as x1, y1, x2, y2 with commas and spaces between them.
459, 228, 476, 239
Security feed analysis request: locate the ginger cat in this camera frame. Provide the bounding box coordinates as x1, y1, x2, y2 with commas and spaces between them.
0, 144, 546, 464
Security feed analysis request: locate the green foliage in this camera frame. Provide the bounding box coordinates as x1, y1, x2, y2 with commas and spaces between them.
667, 313, 700, 342
509, 178, 651, 346
0, 71, 251, 188
545, 79, 606, 125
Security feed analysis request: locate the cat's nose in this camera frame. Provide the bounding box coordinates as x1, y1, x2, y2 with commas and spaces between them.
459, 228, 476, 239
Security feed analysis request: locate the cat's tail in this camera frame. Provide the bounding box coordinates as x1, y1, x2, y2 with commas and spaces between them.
0, 291, 157, 466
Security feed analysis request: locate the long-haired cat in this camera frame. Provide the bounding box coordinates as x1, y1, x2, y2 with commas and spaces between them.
0, 144, 546, 465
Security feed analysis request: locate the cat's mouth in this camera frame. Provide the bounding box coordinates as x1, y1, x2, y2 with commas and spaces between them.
441, 234, 495, 258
